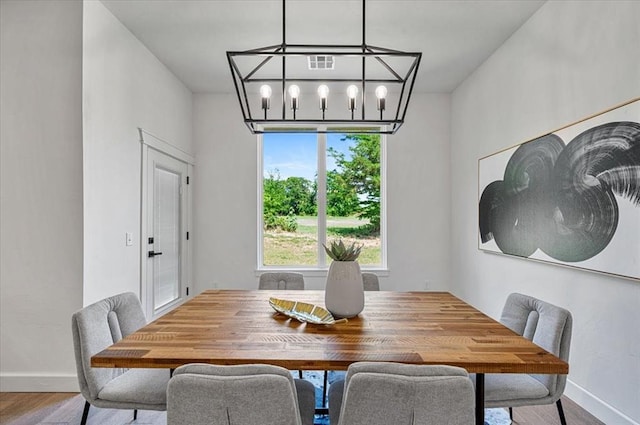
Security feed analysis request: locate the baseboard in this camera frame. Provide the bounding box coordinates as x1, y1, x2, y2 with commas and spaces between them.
565, 379, 639, 425
0, 373, 79, 392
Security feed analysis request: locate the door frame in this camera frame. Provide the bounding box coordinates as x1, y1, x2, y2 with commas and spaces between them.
139, 128, 195, 320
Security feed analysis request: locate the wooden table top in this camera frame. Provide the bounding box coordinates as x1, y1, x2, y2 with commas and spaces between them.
91, 290, 568, 374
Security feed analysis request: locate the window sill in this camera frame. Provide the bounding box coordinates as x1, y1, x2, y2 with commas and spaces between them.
255, 267, 389, 278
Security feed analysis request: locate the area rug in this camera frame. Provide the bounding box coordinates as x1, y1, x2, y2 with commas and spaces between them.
484, 408, 511, 425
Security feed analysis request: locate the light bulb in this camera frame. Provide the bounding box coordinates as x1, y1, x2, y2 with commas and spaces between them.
346, 85, 358, 116
317, 84, 329, 118
260, 84, 271, 116
317, 84, 329, 99
346, 85, 359, 99
288, 84, 300, 99
260, 85, 272, 99
288, 84, 300, 117
375, 85, 387, 114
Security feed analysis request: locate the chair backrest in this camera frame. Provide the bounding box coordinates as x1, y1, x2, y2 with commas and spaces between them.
337, 362, 475, 425
258, 272, 305, 290
362, 273, 380, 291
71, 292, 147, 402
500, 293, 573, 396
167, 363, 303, 425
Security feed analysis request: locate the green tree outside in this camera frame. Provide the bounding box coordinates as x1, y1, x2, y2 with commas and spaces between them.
326, 170, 359, 216
284, 176, 316, 215
263, 171, 288, 216
328, 134, 381, 232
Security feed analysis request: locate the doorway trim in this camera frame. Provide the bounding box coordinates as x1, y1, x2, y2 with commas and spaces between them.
139, 128, 195, 319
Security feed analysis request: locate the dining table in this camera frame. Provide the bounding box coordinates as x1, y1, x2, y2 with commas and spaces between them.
92, 289, 568, 425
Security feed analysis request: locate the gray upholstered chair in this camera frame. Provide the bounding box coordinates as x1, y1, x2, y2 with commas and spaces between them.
328, 362, 475, 425
71, 292, 169, 425
259, 272, 305, 290
483, 293, 573, 425
362, 272, 380, 291
167, 363, 316, 425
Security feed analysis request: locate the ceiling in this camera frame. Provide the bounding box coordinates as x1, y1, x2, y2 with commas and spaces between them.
100, 0, 545, 93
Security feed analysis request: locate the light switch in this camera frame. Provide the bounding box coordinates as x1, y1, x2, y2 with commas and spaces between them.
126, 232, 134, 246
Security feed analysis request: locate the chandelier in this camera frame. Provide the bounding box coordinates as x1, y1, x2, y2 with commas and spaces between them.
227, 0, 421, 134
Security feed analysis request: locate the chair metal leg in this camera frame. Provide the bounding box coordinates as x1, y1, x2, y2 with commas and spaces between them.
133, 409, 138, 421
298, 370, 303, 379
556, 399, 567, 425
322, 371, 329, 407
80, 401, 90, 425
509, 407, 513, 420
475, 373, 485, 425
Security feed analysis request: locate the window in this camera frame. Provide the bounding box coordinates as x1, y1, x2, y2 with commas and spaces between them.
259, 130, 385, 269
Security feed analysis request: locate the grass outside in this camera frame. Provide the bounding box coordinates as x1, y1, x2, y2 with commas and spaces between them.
263, 216, 381, 266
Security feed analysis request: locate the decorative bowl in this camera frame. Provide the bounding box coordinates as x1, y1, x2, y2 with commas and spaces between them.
269, 297, 348, 325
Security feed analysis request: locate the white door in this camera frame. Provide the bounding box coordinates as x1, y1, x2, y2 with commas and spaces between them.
145, 148, 189, 318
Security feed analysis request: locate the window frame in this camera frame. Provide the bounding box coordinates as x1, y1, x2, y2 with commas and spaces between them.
257, 125, 388, 274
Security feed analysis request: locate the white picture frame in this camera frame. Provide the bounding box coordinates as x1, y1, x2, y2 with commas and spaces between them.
478, 98, 640, 281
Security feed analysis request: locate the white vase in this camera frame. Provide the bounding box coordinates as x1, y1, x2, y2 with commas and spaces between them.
325, 261, 364, 318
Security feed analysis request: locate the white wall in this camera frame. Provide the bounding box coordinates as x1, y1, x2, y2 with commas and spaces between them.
83, 0, 193, 305
192, 94, 256, 290
192, 93, 451, 292
450, 1, 640, 424
387, 94, 452, 292
0, 0, 84, 391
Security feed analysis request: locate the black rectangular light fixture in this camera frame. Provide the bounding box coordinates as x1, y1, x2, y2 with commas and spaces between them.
227, 0, 421, 135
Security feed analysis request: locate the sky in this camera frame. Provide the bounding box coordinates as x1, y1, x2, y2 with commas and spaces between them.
263, 133, 353, 181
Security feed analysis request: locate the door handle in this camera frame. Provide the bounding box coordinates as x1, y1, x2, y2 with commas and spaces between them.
148, 251, 163, 258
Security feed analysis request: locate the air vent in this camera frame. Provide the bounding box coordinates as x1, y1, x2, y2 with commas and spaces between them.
308, 55, 335, 70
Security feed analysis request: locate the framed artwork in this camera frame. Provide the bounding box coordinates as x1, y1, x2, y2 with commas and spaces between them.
478, 98, 640, 280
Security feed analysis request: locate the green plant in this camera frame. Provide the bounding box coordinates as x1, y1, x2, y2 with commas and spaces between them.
264, 214, 298, 232
323, 239, 362, 261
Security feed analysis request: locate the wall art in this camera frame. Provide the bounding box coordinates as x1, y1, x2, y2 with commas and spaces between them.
478, 98, 640, 280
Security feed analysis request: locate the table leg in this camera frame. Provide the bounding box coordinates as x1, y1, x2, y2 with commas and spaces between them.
476, 373, 485, 425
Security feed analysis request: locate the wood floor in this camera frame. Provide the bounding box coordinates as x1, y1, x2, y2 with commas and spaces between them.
0, 392, 604, 425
